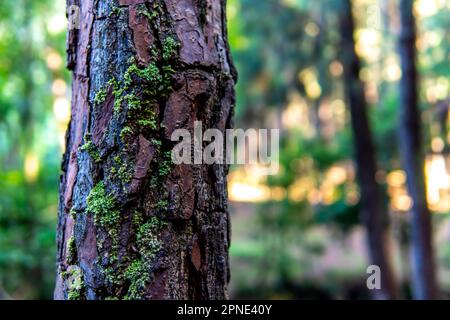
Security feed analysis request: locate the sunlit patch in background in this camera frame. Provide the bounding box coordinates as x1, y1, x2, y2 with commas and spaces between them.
425, 154, 450, 212
329, 60, 344, 78
24, 153, 40, 183
46, 49, 63, 71
47, 13, 67, 35
414, 0, 444, 18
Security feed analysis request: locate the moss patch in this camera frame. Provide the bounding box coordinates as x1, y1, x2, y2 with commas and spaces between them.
69, 207, 78, 219
80, 134, 101, 163
120, 126, 133, 142
136, 3, 159, 22
86, 181, 120, 240
124, 216, 166, 299
109, 5, 122, 17
66, 236, 77, 265
111, 155, 133, 184
136, 217, 166, 260
93, 86, 107, 106
162, 37, 180, 61
63, 266, 85, 300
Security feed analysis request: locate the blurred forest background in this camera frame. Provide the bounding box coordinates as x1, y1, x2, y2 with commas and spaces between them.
0, 0, 449, 299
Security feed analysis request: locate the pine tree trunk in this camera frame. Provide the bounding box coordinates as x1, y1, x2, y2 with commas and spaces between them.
55, 0, 236, 300
398, 0, 438, 299
339, 0, 397, 300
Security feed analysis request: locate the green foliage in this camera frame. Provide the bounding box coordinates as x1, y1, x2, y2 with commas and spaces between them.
227, 0, 381, 298
315, 200, 360, 231
0, 0, 67, 299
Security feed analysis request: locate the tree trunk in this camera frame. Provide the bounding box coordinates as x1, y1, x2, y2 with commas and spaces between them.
398, 0, 438, 300
55, 0, 236, 300
339, 0, 398, 300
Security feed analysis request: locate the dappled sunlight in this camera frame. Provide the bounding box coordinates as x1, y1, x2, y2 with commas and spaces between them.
298, 68, 322, 100
45, 49, 63, 71
383, 57, 402, 82
414, 0, 446, 18
24, 153, 40, 183
282, 92, 313, 134
355, 28, 381, 63
425, 154, 450, 212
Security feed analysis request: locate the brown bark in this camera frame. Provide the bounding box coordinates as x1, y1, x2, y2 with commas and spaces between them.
339, 0, 398, 299
398, 0, 438, 300
55, 0, 236, 300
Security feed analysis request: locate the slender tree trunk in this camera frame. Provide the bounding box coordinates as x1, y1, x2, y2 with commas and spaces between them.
398, 0, 438, 299
339, 0, 398, 300
55, 0, 236, 300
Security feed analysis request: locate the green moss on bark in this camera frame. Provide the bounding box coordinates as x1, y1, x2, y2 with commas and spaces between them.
63, 266, 85, 300
123, 217, 166, 299
80, 134, 101, 163
111, 155, 133, 184
86, 181, 120, 240
93, 87, 107, 106
120, 126, 133, 141
136, 3, 159, 22
66, 236, 77, 265
162, 37, 180, 61
69, 207, 77, 219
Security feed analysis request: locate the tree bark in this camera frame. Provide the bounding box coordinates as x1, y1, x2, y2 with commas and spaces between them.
398, 0, 438, 300
339, 0, 398, 300
55, 0, 236, 300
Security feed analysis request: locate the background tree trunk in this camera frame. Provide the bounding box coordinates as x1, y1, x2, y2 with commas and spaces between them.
55, 0, 236, 300
398, 0, 438, 300
339, 0, 398, 300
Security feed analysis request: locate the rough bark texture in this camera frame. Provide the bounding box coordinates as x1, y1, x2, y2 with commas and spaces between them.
398, 0, 438, 300
339, 0, 397, 300
55, 0, 236, 300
